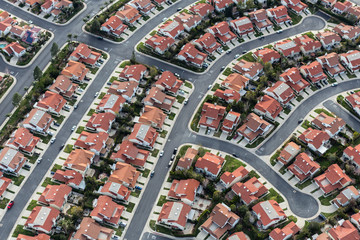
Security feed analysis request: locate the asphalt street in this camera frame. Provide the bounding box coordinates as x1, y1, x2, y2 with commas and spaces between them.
324, 99, 360, 132
0, 1, 345, 239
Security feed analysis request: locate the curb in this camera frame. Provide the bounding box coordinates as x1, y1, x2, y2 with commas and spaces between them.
0, 31, 54, 69
0, 74, 17, 106
3, 1, 87, 26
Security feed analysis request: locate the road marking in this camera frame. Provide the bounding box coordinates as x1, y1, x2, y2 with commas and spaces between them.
14, 72, 18, 77
108, 48, 112, 53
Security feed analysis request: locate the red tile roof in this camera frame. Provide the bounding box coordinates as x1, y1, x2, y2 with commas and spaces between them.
143, 86, 176, 111
254, 95, 282, 119
227, 232, 247, 240
252, 200, 286, 229
253, 48, 281, 63
119, 64, 147, 82
311, 112, 345, 136
159, 20, 185, 39
195, 152, 225, 176
139, 105, 166, 129
128, 123, 158, 148
194, 33, 221, 54
277, 142, 300, 164
5, 127, 40, 154
333, 23, 360, 40
0, 173, 11, 197
109, 162, 140, 188
96, 94, 125, 114
25, 206, 60, 233
298, 128, 330, 150
17, 234, 50, 240
269, 221, 300, 240
168, 179, 200, 203
274, 39, 300, 57
111, 139, 149, 168
300, 61, 327, 83
90, 195, 124, 225
155, 71, 183, 94
35, 91, 66, 114
189, 3, 214, 17
38, 184, 72, 209
232, 177, 268, 205
314, 164, 352, 194
232, 60, 263, 79
265, 81, 294, 105
316, 31, 341, 46
328, 220, 360, 240
86, 112, 116, 133
52, 169, 84, 188
288, 152, 320, 182
48, 75, 78, 98
158, 201, 191, 230
199, 102, 226, 129
279, 67, 309, 94
221, 111, 241, 133
237, 113, 271, 142
145, 34, 175, 53
220, 166, 249, 187
64, 148, 95, 172
293, 35, 321, 53
74, 131, 109, 153
73, 217, 114, 240
317, 52, 345, 77
177, 148, 198, 170
178, 43, 207, 66
221, 73, 249, 92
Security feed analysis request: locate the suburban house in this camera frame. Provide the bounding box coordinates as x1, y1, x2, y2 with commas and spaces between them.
229, 17, 254, 37
221, 111, 241, 134
176, 147, 198, 171
343, 144, 360, 168
281, 0, 308, 15
10, 25, 25, 38
249, 9, 273, 31
138, 105, 167, 130
97, 181, 131, 203
287, 152, 320, 183
177, 43, 207, 68
60, 60, 89, 83
264, 81, 295, 106
48, 75, 78, 99
5, 127, 40, 155
143, 86, 176, 112
252, 200, 286, 229
340, 50, 360, 72
199, 102, 226, 130
0, 172, 11, 198
174, 12, 202, 32
63, 149, 95, 175
300, 61, 328, 83
232, 177, 268, 205
119, 64, 147, 82
352, 213, 360, 230
157, 201, 192, 231
269, 222, 300, 240
279, 67, 309, 93
195, 152, 225, 179
298, 128, 330, 155
237, 113, 272, 143
0, 147, 26, 176
116, 5, 141, 26
0, 22, 11, 36
101, 15, 128, 37
333, 23, 360, 41
221, 73, 250, 93
111, 139, 150, 169
107, 80, 139, 101
69, 43, 101, 67
25, 206, 60, 234
158, 20, 185, 39
317, 52, 346, 77
207, 21, 237, 45
293, 35, 321, 55
266, 6, 292, 25
86, 112, 116, 133
316, 31, 342, 50
109, 162, 140, 190
96, 94, 126, 115
211, 0, 234, 12
219, 166, 249, 188
332, 1, 352, 14
328, 220, 360, 240
155, 71, 183, 95
333, 186, 359, 208
21, 109, 54, 136
345, 91, 360, 115
348, 6, 360, 24
145, 34, 175, 54
128, 123, 159, 149
254, 95, 282, 121
232, 60, 263, 80
227, 232, 248, 240
90, 195, 124, 227
214, 89, 241, 103
311, 113, 345, 137
253, 48, 281, 64
314, 164, 352, 195
2, 42, 26, 57
38, 184, 72, 211
189, 3, 214, 17
320, 0, 336, 8
52, 169, 86, 190
194, 33, 222, 55
274, 39, 301, 58
74, 131, 110, 156
34, 91, 66, 116
277, 142, 301, 165
200, 203, 240, 239
72, 217, 115, 240
168, 179, 200, 206
128, 0, 155, 15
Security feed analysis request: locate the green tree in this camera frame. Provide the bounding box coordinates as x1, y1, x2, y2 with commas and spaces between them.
246, 0, 255, 9
130, 51, 136, 64
149, 66, 158, 78
33, 66, 43, 81
50, 42, 59, 57
213, 190, 222, 202
58, 218, 74, 234
12, 92, 22, 106
69, 206, 83, 218
91, 19, 100, 33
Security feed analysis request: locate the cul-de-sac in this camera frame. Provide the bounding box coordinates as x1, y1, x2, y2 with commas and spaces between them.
3, 0, 360, 239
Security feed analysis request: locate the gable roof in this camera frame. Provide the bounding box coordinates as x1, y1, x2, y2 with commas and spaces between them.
64, 148, 95, 172
195, 152, 225, 176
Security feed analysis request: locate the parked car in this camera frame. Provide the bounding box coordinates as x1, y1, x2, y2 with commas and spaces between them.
162, 17, 168, 22
234, 54, 240, 59
232, 153, 238, 157
159, 150, 164, 157
331, 83, 338, 87
23, 164, 31, 170
94, 92, 99, 97
119, 222, 127, 228
50, 138, 56, 144
226, 50, 232, 54
60, 144, 65, 150
174, 73, 180, 77
97, 36, 103, 40
220, 66, 225, 71
37, 158, 42, 164
177, 8, 182, 11
135, 186, 142, 190
206, 129, 211, 135
150, 171, 155, 178
71, 125, 76, 131
173, 148, 178, 154
298, 118, 303, 124
208, 84, 212, 89
276, 30, 283, 34
171, 154, 176, 160
259, 36, 264, 40
7, 201, 14, 209
74, 104, 78, 109
54, 122, 60, 127
168, 160, 173, 167
184, 99, 188, 105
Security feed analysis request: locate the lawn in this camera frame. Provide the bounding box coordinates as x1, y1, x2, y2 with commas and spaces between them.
296, 95, 304, 102
26, 199, 39, 211
176, 95, 185, 104
346, 71, 357, 79
248, 170, 260, 179
53, 115, 65, 124
319, 192, 337, 206
87, 109, 95, 116
222, 155, 246, 173
283, 108, 291, 115
0, 198, 9, 209
41, 177, 58, 187
142, 168, 150, 178
130, 190, 141, 198
295, 179, 313, 190
160, 130, 168, 138
98, 92, 106, 99
264, 188, 285, 203
126, 202, 135, 213
64, 144, 74, 153
211, 83, 220, 91
12, 225, 35, 238
157, 195, 167, 206
289, 12, 302, 25
76, 126, 85, 134
246, 137, 265, 148
119, 60, 131, 68
301, 120, 312, 129
223, 68, 233, 76
6, 175, 25, 186
168, 112, 176, 120
314, 108, 334, 117
270, 151, 280, 166
184, 81, 193, 89
151, 149, 159, 157
240, 52, 256, 62
51, 164, 62, 172
110, 76, 118, 83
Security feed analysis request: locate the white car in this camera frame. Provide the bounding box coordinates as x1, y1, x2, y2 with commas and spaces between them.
208, 84, 212, 89
162, 17, 168, 22
37, 158, 42, 164
159, 150, 164, 157
168, 160, 173, 167
94, 92, 99, 97
331, 83, 338, 87
29, 20, 33, 24
50, 138, 56, 144
71, 125, 76, 131
184, 99, 188, 105
234, 54, 240, 59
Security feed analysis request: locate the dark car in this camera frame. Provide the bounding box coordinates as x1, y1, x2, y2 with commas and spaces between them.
298, 118, 304, 124
23, 164, 31, 170
259, 36, 264, 40
173, 148, 178, 154
232, 153, 238, 158
135, 186, 142, 190
60, 144, 65, 150
150, 171, 155, 178
54, 122, 60, 127
7, 201, 14, 209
